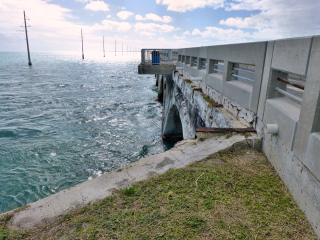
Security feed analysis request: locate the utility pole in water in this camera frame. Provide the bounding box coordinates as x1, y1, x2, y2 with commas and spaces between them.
81, 29, 84, 59
103, 36, 105, 57
23, 11, 32, 66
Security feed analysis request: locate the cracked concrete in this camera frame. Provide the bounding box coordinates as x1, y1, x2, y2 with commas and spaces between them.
1, 133, 258, 231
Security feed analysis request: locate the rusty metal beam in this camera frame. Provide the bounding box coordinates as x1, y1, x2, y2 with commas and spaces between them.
196, 127, 256, 133
211, 103, 223, 108
193, 87, 202, 91
277, 77, 305, 90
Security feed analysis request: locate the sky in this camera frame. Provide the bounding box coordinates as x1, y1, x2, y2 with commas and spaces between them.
1, 0, 320, 52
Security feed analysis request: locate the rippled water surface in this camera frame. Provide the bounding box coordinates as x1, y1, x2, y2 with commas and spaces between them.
0, 51, 166, 213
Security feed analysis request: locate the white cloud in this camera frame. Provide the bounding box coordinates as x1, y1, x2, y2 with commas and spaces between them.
135, 13, 172, 23
183, 31, 191, 35
85, 1, 109, 11
92, 20, 132, 32
0, 0, 77, 38
174, 35, 185, 39
140, 36, 192, 48
134, 22, 178, 36
106, 15, 111, 18
191, 27, 251, 43
156, 0, 225, 12
117, 11, 134, 20
157, 37, 167, 42
145, 13, 172, 23
192, 29, 201, 35
222, 0, 320, 39
135, 14, 145, 21
0, 0, 91, 51
225, 0, 263, 11
75, 0, 89, 2
220, 16, 271, 29
157, 0, 320, 43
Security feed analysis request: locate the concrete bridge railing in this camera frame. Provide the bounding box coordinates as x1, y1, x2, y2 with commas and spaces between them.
176, 37, 318, 159
138, 49, 178, 74
140, 49, 178, 64
178, 42, 266, 114
148, 35, 320, 236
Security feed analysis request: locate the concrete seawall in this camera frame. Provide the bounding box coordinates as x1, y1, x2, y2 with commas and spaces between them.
1, 134, 258, 230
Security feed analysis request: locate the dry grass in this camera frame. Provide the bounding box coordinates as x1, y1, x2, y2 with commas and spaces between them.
1, 146, 318, 239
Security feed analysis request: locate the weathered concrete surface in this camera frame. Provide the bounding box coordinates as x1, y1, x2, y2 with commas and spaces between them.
271, 37, 312, 76
161, 72, 248, 140
1, 134, 257, 231
181, 71, 255, 128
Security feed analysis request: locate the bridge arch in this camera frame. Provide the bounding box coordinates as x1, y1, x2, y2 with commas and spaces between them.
162, 105, 183, 140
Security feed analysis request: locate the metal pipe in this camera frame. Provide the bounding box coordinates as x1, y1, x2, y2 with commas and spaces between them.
233, 67, 254, 74
193, 60, 197, 66
232, 74, 254, 82
275, 87, 302, 104
265, 124, 279, 135
277, 77, 305, 90
213, 63, 224, 67
213, 69, 224, 73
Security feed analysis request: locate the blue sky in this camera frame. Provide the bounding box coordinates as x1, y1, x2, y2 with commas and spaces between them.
1, 0, 320, 52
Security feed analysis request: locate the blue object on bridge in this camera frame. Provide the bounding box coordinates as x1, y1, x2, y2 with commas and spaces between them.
152, 51, 160, 65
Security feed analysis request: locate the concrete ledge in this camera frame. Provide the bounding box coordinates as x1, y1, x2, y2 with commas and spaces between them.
223, 80, 253, 110
1, 134, 256, 231
206, 74, 223, 93
138, 64, 176, 75
189, 66, 198, 76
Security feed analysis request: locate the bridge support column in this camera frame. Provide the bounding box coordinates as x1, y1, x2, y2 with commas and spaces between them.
158, 75, 164, 102
161, 74, 197, 140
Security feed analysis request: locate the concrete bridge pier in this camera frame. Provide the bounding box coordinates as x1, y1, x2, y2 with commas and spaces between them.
157, 74, 164, 102
160, 74, 206, 140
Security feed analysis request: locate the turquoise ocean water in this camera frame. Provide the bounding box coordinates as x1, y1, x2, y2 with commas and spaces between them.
0, 51, 166, 214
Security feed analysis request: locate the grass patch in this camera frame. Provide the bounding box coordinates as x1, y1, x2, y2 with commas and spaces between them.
225, 133, 233, 139
121, 186, 136, 196
0, 215, 11, 224
185, 80, 192, 84
203, 95, 215, 104
14, 205, 29, 213
0, 147, 317, 239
